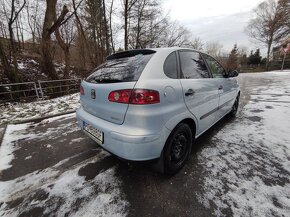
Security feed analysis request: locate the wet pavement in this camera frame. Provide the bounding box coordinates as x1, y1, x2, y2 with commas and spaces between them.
0, 71, 290, 217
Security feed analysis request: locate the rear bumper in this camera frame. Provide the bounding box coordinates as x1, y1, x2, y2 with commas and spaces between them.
76, 107, 170, 161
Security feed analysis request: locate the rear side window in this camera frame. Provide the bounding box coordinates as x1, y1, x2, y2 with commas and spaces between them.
86, 53, 154, 83
179, 51, 210, 79
164, 52, 178, 79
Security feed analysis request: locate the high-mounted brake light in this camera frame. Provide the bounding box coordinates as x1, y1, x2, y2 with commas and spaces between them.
80, 85, 85, 95
108, 89, 160, 105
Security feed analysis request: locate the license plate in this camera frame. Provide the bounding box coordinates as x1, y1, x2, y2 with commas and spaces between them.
83, 121, 104, 144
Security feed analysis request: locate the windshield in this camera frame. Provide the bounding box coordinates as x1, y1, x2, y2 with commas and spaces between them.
86, 53, 154, 83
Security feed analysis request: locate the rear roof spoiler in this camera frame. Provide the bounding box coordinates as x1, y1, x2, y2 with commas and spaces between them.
106, 49, 156, 60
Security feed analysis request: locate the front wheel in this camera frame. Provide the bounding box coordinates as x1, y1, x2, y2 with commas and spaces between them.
163, 123, 193, 175
228, 95, 239, 117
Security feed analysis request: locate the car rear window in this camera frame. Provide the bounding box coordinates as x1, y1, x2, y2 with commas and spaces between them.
86, 50, 155, 83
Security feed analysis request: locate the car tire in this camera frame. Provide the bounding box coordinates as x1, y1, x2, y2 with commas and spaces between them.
228, 95, 239, 117
163, 123, 193, 175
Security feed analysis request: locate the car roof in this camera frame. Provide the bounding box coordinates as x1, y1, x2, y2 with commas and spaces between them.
106, 47, 204, 60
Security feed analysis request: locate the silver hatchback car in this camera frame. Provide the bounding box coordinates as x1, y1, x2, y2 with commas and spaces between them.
76, 47, 240, 174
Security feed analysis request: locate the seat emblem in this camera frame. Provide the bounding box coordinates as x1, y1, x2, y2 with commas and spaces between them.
91, 89, 96, 99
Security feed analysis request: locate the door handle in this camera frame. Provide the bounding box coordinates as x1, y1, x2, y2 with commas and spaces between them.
218, 85, 223, 90
185, 89, 195, 96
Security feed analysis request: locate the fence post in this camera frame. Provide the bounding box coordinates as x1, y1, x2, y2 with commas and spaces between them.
38, 80, 44, 99
34, 82, 39, 99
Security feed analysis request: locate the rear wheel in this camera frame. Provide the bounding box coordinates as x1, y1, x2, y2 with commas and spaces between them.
163, 123, 193, 175
228, 95, 239, 117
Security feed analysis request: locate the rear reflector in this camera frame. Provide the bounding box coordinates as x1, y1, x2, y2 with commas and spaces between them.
108, 89, 160, 104
80, 85, 85, 95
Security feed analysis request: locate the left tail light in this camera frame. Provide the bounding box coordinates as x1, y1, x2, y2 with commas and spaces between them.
80, 85, 85, 95
108, 89, 160, 104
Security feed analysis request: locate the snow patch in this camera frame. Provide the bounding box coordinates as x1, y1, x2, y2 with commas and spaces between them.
69, 137, 85, 144
0, 123, 36, 171
0, 152, 128, 217
24, 156, 32, 160
197, 72, 290, 216
0, 93, 79, 125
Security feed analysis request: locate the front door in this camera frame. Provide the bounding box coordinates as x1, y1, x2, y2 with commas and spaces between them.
203, 54, 238, 120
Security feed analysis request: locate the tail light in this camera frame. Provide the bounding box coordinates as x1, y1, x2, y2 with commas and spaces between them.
108, 89, 160, 105
80, 85, 85, 95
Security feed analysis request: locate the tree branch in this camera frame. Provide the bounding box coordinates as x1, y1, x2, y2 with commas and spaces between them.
48, 5, 69, 35
11, 0, 26, 24
61, 0, 84, 26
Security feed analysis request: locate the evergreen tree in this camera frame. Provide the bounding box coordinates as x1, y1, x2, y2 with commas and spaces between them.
248, 49, 262, 65
227, 44, 239, 71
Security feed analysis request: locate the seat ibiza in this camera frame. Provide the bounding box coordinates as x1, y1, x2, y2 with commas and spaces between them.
76, 47, 240, 174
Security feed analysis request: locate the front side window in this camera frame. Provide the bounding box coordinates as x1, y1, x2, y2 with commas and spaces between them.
164, 52, 178, 79
179, 51, 210, 79
203, 55, 226, 78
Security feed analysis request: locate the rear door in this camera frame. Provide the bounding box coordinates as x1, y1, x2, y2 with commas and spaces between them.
203, 54, 237, 120
81, 50, 155, 125
178, 50, 220, 135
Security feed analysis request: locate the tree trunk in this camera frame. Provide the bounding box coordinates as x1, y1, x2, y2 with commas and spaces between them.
266, 39, 272, 71
0, 40, 20, 83
8, 21, 19, 74
73, 0, 94, 66
102, 0, 110, 55
41, 0, 58, 80
64, 49, 70, 79
54, 27, 70, 79
109, 0, 115, 53
124, 0, 128, 50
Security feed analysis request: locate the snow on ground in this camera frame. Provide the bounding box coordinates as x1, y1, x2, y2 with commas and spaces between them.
0, 123, 38, 171
0, 111, 129, 217
0, 93, 79, 125
0, 151, 128, 217
197, 71, 290, 217
0, 113, 77, 170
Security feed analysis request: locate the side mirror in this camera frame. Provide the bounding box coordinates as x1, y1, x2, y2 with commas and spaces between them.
228, 70, 239, 78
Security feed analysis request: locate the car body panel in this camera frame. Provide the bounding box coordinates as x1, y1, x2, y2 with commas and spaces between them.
80, 81, 136, 125
216, 78, 239, 119
76, 107, 171, 160
179, 79, 220, 135
76, 47, 240, 161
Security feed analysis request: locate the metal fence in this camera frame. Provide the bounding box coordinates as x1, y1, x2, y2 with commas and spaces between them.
38, 79, 81, 99
0, 79, 81, 103
0, 82, 39, 103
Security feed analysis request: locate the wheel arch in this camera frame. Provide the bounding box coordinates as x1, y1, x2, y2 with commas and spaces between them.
180, 118, 197, 139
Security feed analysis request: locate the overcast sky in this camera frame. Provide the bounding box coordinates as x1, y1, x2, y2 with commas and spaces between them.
163, 0, 265, 54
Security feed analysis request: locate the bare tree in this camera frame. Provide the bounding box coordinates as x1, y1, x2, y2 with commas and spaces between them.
164, 21, 192, 47
8, 0, 26, 76
54, 18, 76, 79
72, 0, 95, 69
108, 0, 115, 52
26, 0, 42, 48
205, 41, 223, 58
189, 37, 204, 50
41, 1, 69, 80
123, 0, 137, 50
0, 38, 20, 83
85, 0, 111, 65
246, 0, 289, 70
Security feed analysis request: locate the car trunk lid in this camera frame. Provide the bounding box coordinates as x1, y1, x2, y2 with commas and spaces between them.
80, 49, 156, 125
